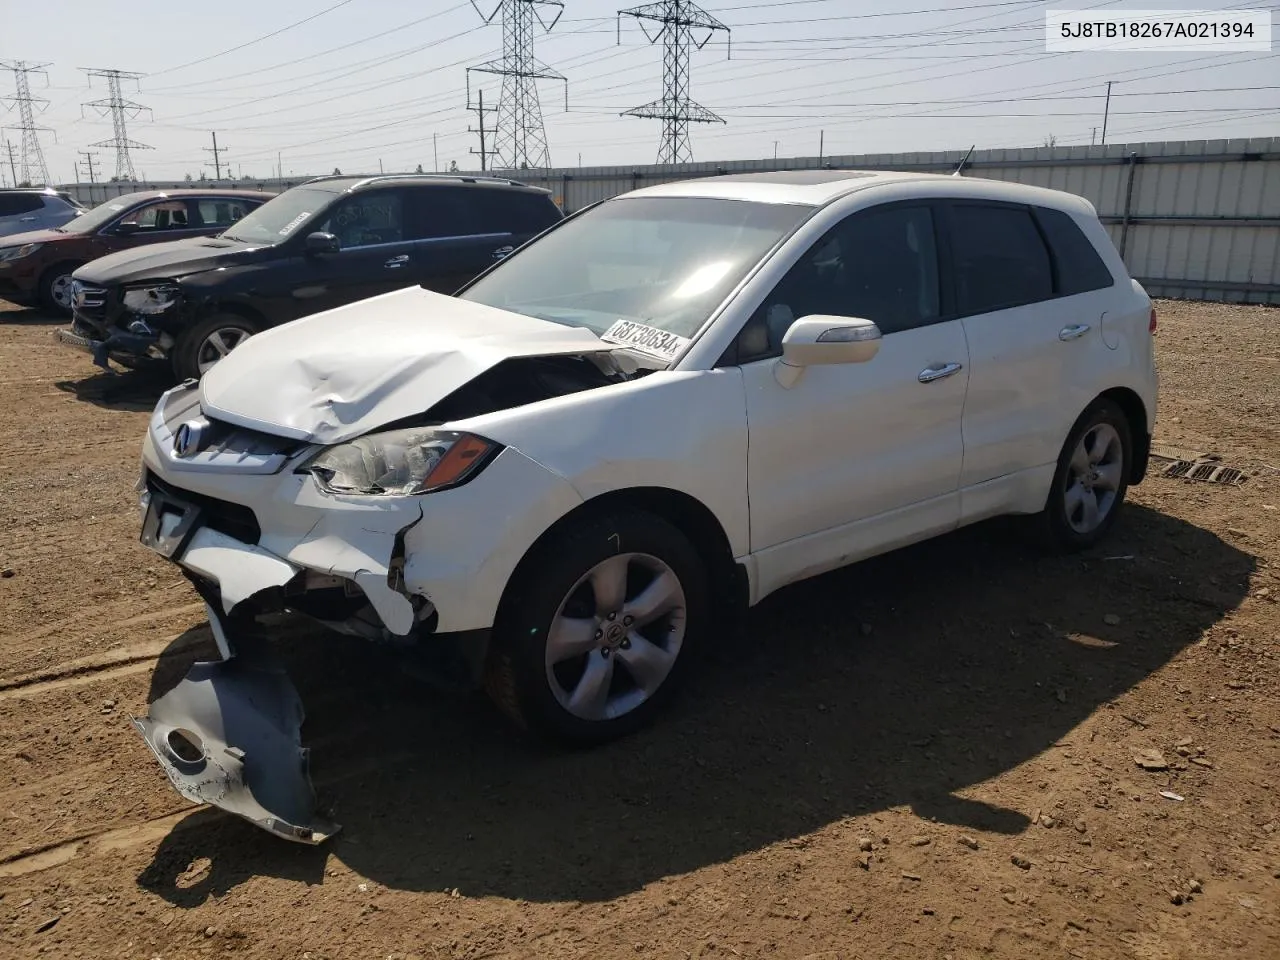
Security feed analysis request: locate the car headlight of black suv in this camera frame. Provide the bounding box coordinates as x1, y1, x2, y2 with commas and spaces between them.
123, 284, 182, 315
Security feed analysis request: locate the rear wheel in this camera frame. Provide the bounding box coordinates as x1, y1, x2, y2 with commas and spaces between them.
484, 510, 709, 744
1034, 399, 1132, 552
38, 262, 83, 316
172, 313, 260, 381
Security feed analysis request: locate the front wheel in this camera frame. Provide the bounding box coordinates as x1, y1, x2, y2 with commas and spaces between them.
1035, 399, 1132, 552
172, 314, 260, 381
484, 510, 710, 744
38, 262, 84, 316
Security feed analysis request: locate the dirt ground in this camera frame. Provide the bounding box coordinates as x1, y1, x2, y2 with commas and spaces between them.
0, 298, 1277, 960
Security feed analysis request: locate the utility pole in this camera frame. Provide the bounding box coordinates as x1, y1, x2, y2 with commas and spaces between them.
772, 140, 778, 161
433, 132, 438, 172
277, 151, 282, 181
1092, 127, 1097, 146
5, 140, 17, 186
203, 131, 224, 179
468, 89, 497, 171
78, 149, 100, 203
818, 130, 823, 164
1, 60, 54, 185
1100, 81, 1113, 146
618, 1, 731, 165
467, 0, 567, 171
81, 68, 152, 181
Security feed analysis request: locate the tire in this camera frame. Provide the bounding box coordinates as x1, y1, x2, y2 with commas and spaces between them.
171, 313, 261, 381
38, 262, 83, 316
1033, 398, 1132, 552
484, 510, 710, 744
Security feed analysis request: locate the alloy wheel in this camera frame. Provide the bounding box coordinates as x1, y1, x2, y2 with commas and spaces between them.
544, 552, 687, 722
49, 273, 75, 311
1063, 422, 1124, 534
195, 327, 252, 375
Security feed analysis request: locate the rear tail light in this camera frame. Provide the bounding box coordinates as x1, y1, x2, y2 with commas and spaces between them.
1148, 306, 1158, 334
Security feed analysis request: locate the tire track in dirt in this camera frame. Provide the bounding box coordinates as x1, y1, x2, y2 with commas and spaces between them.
0, 600, 203, 651
0, 622, 208, 701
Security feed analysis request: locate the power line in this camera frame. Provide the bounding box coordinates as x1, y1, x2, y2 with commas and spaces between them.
81, 68, 153, 181
1, 60, 53, 185
149, 0, 358, 77
467, 0, 567, 170
619, 0, 732, 163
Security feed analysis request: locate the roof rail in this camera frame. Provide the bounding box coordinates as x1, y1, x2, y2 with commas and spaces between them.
299, 172, 532, 190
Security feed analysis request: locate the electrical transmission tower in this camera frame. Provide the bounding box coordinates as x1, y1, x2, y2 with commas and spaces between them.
1, 60, 54, 185
81, 68, 152, 181
466, 0, 567, 171
618, 1, 730, 164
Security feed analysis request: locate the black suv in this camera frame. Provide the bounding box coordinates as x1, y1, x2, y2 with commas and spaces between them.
61, 174, 563, 380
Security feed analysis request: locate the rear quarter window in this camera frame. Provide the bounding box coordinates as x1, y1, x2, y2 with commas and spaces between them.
1033, 206, 1115, 295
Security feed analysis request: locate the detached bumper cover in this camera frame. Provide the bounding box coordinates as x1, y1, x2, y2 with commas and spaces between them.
56, 316, 163, 371
132, 616, 337, 844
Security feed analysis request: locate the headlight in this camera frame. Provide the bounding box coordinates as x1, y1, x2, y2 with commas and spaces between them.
305, 429, 500, 496
123, 284, 182, 314
0, 243, 43, 262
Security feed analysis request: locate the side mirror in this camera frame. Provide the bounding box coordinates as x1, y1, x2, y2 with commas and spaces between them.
115, 221, 140, 236
776, 315, 881, 387
305, 231, 340, 255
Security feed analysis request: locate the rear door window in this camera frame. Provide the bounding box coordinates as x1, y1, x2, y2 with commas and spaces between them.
196, 197, 258, 229
1033, 206, 1115, 295
947, 203, 1053, 315
464, 189, 560, 235
408, 187, 474, 239
0, 194, 44, 216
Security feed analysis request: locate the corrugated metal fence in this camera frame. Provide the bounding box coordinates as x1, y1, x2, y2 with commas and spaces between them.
63, 136, 1280, 304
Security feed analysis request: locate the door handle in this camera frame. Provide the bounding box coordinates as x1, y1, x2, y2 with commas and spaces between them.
19, 216, 36, 221
492, 245, 515, 260
383, 254, 409, 269
1059, 323, 1091, 341
918, 362, 963, 383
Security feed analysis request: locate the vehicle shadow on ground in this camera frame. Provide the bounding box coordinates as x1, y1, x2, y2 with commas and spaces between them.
54, 365, 171, 413
137, 502, 1253, 905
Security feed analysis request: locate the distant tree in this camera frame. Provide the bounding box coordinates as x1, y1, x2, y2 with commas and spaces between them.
415, 163, 424, 173
198, 170, 207, 181
1044, 134, 1058, 148
448, 160, 458, 172
332, 167, 342, 176
184, 172, 193, 182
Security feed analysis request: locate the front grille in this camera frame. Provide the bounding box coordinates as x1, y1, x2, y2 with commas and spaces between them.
72, 282, 108, 321
146, 470, 262, 546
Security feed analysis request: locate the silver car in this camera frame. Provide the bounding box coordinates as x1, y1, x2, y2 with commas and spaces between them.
0, 188, 85, 239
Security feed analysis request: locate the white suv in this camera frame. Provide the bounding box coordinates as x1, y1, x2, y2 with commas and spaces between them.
133, 170, 1157, 842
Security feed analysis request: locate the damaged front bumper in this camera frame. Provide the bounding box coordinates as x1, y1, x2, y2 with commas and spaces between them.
56, 314, 169, 372
133, 603, 338, 844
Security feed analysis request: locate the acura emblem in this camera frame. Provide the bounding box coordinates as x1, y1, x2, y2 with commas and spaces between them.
173, 419, 206, 458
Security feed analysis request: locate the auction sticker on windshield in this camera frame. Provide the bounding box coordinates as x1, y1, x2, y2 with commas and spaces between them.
601, 319, 690, 361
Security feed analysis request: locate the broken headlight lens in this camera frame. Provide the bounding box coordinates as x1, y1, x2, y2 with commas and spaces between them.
123, 284, 182, 315
305, 429, 499, 496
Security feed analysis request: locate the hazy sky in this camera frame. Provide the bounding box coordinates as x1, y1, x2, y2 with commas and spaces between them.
2, 0, 1277, 182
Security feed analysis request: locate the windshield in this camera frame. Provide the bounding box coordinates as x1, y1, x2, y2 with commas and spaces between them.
459, 196, 811, 351
58, 194, 147, 234
221, 187, 336, 244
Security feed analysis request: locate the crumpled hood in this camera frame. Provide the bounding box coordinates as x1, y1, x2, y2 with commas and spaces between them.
199, 286, 611, 444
